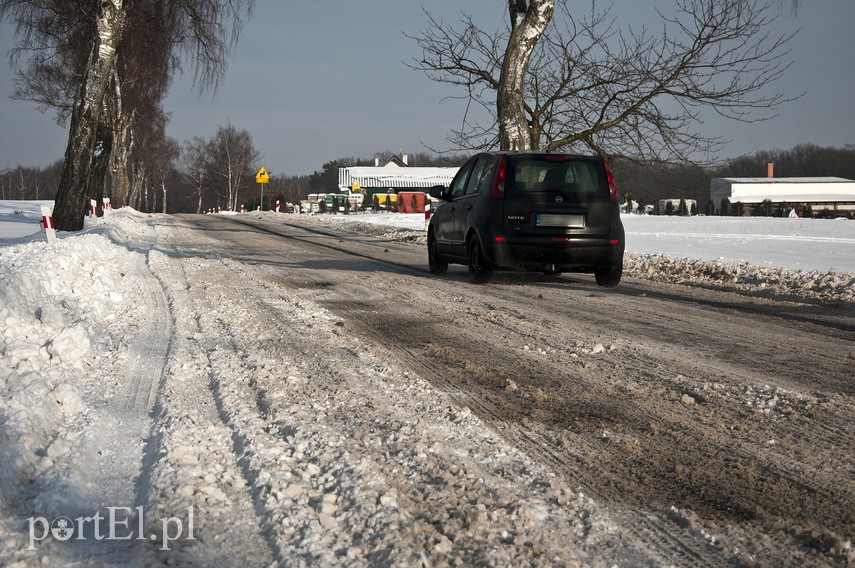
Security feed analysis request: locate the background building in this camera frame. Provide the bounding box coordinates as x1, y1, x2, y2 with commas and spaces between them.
710, 176, 855, 217
338, 154, 458, 211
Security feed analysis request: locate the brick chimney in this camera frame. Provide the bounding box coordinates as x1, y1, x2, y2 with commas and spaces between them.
767, 162, 774, 178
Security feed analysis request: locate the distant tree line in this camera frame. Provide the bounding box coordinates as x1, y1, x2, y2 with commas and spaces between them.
0, 161, 62, 201
4, 142, 854, 215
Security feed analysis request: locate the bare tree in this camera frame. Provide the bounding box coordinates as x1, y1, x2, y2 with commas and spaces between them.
153, 137, 180, 214
1, 0, 123, 226
1, 0, 255, 230
181, 137, 211, 214
206, 123, 261, 212
410, 0, 798, 162
107, 0, 174, 209
128, 112, 177, 213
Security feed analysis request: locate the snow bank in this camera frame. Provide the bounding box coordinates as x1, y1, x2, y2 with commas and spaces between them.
624, 253, 855, 305
0, 209, 158, 563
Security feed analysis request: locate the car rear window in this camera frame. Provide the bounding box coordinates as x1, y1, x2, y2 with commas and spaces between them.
507, 156, 605, 198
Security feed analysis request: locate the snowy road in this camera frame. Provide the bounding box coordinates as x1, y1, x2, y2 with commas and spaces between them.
180, 213, 854, 566
2, 210, 853, 566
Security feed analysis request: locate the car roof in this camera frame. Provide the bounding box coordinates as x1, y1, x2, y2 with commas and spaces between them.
478, 151, 602, 160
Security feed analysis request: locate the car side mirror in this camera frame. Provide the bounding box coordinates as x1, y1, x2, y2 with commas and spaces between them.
429, 185, 449, 200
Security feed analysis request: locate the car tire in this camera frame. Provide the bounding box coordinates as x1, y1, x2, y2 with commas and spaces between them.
467, 236, 492, 284
428, 232, 448, 275
594, 261, 622, 287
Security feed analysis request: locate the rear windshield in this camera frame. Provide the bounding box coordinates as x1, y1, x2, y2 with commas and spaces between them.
507, 156, 606, 199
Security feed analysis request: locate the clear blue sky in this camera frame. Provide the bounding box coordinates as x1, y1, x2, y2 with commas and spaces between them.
1, 1, 853, 175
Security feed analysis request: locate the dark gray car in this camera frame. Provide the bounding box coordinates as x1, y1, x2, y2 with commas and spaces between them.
427, 152, 625, 286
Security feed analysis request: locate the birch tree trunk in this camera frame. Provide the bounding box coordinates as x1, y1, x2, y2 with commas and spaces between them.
110, 65, 133, 208
497, 0, 553, 151
227, 152, 235, 211
53, 0, 125, 231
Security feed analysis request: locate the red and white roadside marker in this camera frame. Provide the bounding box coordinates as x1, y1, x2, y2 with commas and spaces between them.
89, 199, 98, 217
41, 205, 57, 242
275, 199, 281, 213
424, 200, 432, 229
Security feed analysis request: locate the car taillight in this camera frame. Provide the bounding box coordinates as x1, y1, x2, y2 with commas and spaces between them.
490, 155, 507, 199
603, 158, 618, 203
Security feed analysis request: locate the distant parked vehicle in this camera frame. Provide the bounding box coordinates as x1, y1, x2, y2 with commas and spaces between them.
427, 152, 625, 286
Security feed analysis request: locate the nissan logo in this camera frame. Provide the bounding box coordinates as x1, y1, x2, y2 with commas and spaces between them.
555, 195, 564, 203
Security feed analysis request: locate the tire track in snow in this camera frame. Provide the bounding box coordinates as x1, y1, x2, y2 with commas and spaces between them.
60, 239, 176, 564
196, 319, 292, 565
204, 288, 647, 565
138, 241, 278, 566
124, 251, 173, 412
255, 271, 726, 567
347, 290, 854, 567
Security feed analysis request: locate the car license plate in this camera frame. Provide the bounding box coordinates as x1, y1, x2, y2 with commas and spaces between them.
536, 214, 585, 228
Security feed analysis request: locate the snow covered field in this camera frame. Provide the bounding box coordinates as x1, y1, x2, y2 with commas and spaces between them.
1, 202, 853, 566
0, 201, 55, 240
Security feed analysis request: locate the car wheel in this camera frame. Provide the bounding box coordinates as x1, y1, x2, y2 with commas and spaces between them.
467, 236, 492, 284
428, 232, 448, 275
594, 261, 622, 287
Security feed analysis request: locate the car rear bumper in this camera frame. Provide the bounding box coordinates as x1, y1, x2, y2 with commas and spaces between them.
485, 235, 625, 271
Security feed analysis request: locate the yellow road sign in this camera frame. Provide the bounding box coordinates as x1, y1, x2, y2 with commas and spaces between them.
256, 167, 269, 184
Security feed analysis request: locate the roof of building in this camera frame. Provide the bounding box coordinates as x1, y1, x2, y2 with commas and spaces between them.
710, 177, 855, 203
376, 155, 408, 168
714, 177, 854, 184
721, 193, 855, 204
339, 166, 459, 190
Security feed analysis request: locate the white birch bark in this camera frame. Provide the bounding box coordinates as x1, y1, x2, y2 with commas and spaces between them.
53, 0, 125, 230
497, 0, 554, 151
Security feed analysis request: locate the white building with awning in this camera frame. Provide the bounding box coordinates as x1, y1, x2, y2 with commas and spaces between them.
710, 177, 855, 217
338, 167, 459, 193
